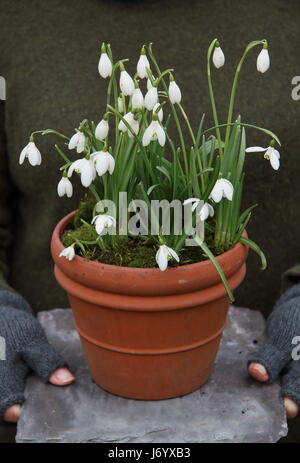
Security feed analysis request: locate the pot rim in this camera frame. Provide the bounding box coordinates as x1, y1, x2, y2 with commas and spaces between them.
53, 210, 248, 274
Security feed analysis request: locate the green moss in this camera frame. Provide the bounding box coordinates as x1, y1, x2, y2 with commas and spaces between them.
61, 221, 229, 268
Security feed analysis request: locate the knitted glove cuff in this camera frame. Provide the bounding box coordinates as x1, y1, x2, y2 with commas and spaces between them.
0, 392, 25, 423
248, 342, 291, 383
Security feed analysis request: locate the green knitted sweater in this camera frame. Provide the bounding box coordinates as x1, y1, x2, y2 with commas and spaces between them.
0, 0, 299, 314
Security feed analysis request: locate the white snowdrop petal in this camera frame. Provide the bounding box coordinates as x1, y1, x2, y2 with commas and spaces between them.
142, 126, 153, 146
245, 146, 267, 153
199, 204, 209, 221
272, 148, 280, 159
95, 119, 109, 141
137, 54, 150, 79
68, 132, 79, 150
169, 81, 182, 104
156, 125, 166, 147
80, 160, 94, 187
76, 132, 86, 153
65, 178, 73, 198
132, 88, 144, 109
107, 154, 115, 174
57, 179, 65, 197
212, 47, 225, 69
144, 87, 158, 110
98, 53, 112, 78
167, 247, 180, 263
95, 154, 110, 176
210, 181, 223, 203
156, 246, 168, 271
28, 143, 41, 166
269, 152, 280, 170
222, 179, 234, 201
120, 71, 135, 96
257, 49, 270, 73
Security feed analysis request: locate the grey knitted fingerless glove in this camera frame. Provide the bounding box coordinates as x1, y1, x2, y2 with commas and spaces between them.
0, 291, 67, 422
248, 283, 300, 384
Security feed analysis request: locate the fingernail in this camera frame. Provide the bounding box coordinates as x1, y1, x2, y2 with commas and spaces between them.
53, 368, 75, 384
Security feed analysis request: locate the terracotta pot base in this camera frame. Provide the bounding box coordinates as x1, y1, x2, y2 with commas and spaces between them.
51, 211, 248, 400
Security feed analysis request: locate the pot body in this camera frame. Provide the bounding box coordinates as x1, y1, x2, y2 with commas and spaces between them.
51, 211, 248, 400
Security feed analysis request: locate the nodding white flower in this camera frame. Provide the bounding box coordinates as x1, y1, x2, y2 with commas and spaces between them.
91, 150, 115, 176
118, 112, 140, 137
68, 131, 86, 153
137, 49, 150, 79
118, 96, 124, 113
92, 214, 116, 235
131, 87, 144, 109
183, 198, 214, 221
209, 178, 234, 203
156, 245, 179, 271
95, 118, 109, 141
144, 86, 158, 110
57, 175, 73, 198
19, 141, 42, 166
153, 103, 163, 122
98, 49, 112, 78
168, 78, 182, 104
68, 157, 96, 188
120, 69, 135, 96
257, 47, 270, 73
142, 119, 166, 147
59, 246, 75, 261
212, 44, 225, 69
246, 145, 280, 170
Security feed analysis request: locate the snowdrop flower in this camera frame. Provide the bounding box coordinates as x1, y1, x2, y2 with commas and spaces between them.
137, 47, 150, 79
98, 43, 112, 78
57, 174, 73, 198
118, 112, 140, 138
156, 245, 179, 271
168, 76, 182, 104
142, 117, 166, 147
91, 150, 115, 176
59, 246, 75, 261
120, 65, 135, 96
68, 157, 96, 188
212, 42, 225, 69
118, 96, 124, 113
209, 178, 234, 203
144, 85, 158, 110
68, 131, 86, 153
19, 141, 42, 166
131, 87, 144, 109
183, 198, 214, 221
153, 103, 163, 122
95, 118, 109, 141
257, 46, 270, 73
246, 144, 280, 170
92, 214, 116, 235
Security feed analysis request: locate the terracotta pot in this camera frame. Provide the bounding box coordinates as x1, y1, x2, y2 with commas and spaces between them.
51, 211, 248, 400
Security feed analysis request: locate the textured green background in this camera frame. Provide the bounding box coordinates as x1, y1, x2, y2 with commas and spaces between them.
0, 0, 300, 442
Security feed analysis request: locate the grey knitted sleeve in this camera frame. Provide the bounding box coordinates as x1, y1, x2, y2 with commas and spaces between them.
248, 283, 300, 384
0, 291, 67, 422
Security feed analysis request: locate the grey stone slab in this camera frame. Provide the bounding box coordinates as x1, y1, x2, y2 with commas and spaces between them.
16, 307, 288, 443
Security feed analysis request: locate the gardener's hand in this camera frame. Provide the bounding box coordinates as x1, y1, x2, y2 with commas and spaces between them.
247, 283, 300, 419
0, 291, 75, 423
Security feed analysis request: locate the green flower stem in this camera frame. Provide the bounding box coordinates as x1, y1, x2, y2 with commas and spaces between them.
202, 122, 280, 146
207, 39, 223, 159
224, 40, 267, 148
147, 45, 189, 176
